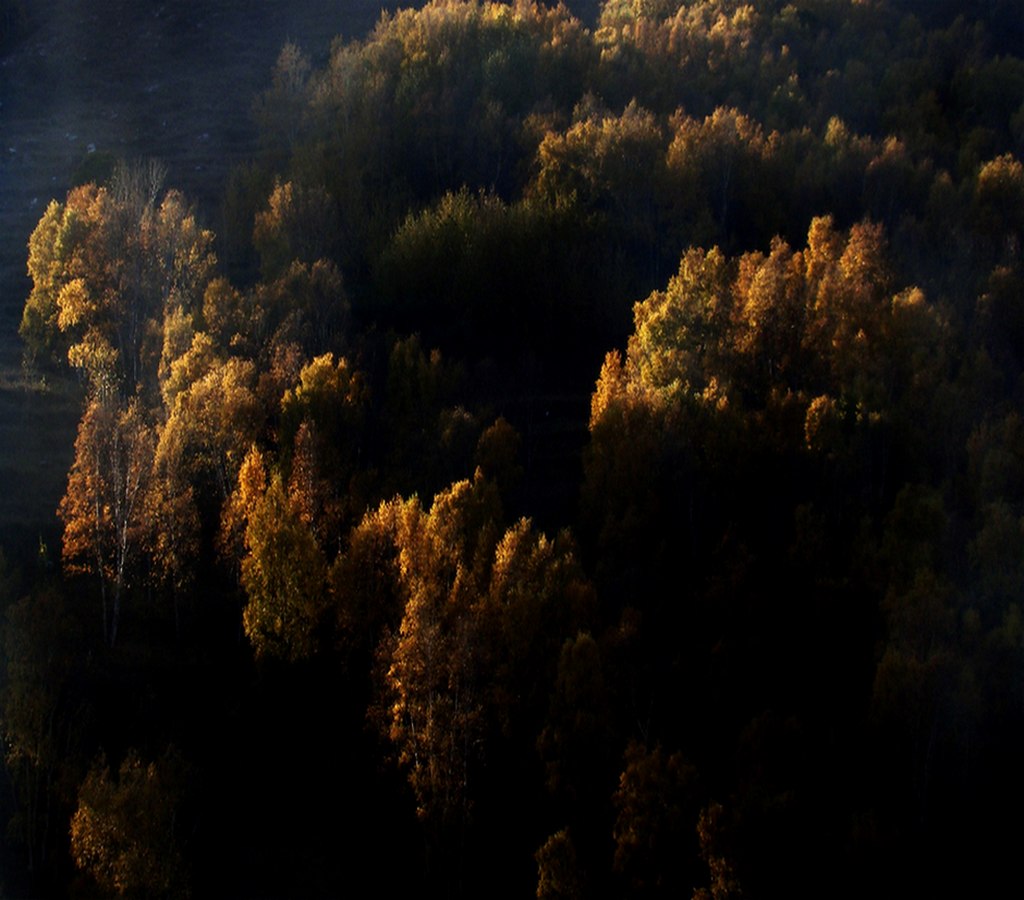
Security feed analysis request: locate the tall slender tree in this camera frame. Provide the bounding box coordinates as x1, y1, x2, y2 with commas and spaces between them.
58, 398, 154, 647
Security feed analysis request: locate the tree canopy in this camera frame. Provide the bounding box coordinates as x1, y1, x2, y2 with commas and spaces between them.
4, 1, 1024, 896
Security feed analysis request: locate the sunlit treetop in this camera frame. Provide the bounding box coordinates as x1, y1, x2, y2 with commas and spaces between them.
21, 172, 215, 397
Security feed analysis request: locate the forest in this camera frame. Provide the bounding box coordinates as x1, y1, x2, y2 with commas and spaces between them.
2, 0, 1024, 896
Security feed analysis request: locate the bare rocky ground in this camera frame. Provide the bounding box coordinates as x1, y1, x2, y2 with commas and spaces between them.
0, 0, 390, 549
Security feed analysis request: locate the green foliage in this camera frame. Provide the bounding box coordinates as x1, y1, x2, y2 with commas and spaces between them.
534, 98, 666, 218
253, 180, 338, 280
281, 352, 365, 450
665, 106, 786, 249
252, 42, 312, 164
280, 352, 368, 540
380, 189, 544, 353
972, 154, 1024, 251
240, 470, 328, 662
474, 416, 524, 505
375, 334, 479, 498
248, 0, 595, 280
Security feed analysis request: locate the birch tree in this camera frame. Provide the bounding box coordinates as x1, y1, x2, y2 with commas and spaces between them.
58, 397, 154, 646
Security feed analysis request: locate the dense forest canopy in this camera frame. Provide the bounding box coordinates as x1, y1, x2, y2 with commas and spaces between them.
2, 0, 1023, 896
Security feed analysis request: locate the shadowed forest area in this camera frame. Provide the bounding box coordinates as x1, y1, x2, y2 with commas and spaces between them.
1, 0, 1023, 896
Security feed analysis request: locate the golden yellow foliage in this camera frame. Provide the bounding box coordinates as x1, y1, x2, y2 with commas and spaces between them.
59, 397, 155, 646
239, 469, 328, 662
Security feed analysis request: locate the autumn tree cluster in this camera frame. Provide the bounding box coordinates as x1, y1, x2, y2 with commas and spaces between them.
3, 1, 1024, 897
